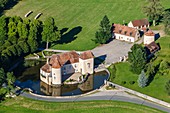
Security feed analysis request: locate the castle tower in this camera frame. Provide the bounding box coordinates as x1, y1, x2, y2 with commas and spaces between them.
144, 30, 155, 45
79, 51, 94, 75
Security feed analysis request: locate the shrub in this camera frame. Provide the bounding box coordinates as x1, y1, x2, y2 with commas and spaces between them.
121, 81, 126, 85
129, 81, 135, 85
165, 80, 170, 95
108, 64, 116, 81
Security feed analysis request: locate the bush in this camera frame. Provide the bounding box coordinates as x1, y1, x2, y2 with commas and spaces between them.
165, 80, 170, 95
129, 81, 135, 85
121, 81, 126, 85
108, 64, 116, 81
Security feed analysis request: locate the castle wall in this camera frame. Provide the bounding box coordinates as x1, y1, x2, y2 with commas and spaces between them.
62, 63, 79, 75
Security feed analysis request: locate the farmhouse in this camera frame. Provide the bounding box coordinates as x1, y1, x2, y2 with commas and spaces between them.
40, 51, 94, 85
128, 18, 149, 29
112, 24, 140, 42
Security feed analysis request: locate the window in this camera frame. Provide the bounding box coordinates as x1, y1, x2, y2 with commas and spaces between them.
130, 32, 132, 36
54, 76, 56, 79
87, 63, 90, 68
75, 64, 77, 68
124, 31, 127, 35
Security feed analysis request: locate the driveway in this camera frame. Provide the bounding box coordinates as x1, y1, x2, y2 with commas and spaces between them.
92, 40, 133, 64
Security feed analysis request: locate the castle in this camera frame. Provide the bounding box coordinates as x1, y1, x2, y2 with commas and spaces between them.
40, 51, 94, 85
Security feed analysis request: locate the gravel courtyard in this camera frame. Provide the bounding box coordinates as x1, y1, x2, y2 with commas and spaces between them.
92, 39, 133, 64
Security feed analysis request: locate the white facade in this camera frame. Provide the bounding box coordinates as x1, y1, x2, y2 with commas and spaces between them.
114, 33, 139, 42
144, 35, 155, 45
40, 52, 94, 85
128, 20, 149, 29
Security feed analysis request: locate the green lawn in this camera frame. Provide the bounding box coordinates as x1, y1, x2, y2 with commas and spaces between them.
110, 36, 170, 103
4, 0, 169, 50
0, 97, 164, 113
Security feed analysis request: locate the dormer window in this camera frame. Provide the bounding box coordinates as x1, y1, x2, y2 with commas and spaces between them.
119, 30, 122, 33
130, 32, 132, 36
124, 31, 127, 35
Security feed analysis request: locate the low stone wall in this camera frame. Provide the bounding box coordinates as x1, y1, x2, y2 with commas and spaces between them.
106, 81, 170, 108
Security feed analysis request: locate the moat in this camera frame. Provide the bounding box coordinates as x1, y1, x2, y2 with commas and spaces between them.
14, 60, 109, 96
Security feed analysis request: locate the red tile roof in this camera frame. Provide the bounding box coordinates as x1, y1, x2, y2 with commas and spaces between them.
41, 64, 51, 73
80, 51, 94, 60
145, 30, 155, 36
131, 18, 149, 27
113, 24, 137, 37
48, 51, 93, 69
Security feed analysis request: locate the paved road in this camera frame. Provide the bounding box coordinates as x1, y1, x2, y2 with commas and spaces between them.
21, 90, 170, 112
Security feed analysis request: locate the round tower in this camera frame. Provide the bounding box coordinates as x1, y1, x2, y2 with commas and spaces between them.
144, 30, 155, 45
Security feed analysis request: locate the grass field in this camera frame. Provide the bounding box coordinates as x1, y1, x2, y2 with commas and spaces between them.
109, 35, 170, 103
4, 0, 170, 50
0, 97, 164, 113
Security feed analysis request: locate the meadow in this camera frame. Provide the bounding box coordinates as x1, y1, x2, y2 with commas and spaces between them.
110, 35, 170, 103
5, 0, 169, 50
0, 97, 164, 113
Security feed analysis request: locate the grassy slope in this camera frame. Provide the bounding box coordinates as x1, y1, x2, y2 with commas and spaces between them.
0, 97, 164, 113
111, 36, 170, 103
4, 0, 168, 50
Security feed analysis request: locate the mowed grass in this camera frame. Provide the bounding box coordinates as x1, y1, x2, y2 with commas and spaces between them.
0, 96, 164, 113
4, 0, 168, 51
110, 36, 170, 103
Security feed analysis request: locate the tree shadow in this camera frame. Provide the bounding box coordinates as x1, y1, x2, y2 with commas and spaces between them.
0, 0, 19, 16
57, 26, 82, 44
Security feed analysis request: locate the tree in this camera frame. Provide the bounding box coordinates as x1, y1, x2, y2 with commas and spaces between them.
27, 39, 38, 53
138, 70, 148, 88
93, 15, 111, 44
159, 60, 170, 75
6, 72, 15, 91
17, 22, 28, 40
128, 44, 147, 74
143, 0, 164, 26
42, 17, 60, 49
165, 80, 170, 95
163, 11, 170, 35
0, 16, 7, 45
0, 68, 5, 86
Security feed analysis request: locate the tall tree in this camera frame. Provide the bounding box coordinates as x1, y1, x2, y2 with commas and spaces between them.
0, 16, 7, 45
42, 17, 60, 49
128, 44, 147, 74
0, 68, 5, 86
163, 11, 170, 35
93, 15, 111, 44
138, 70, 148, 88
143, 0, 164, 26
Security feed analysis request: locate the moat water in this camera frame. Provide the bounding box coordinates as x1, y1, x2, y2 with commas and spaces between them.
14, 60, 109, 96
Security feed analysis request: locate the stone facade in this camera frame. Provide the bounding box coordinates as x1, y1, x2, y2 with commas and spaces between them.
40, 51, 94, 85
